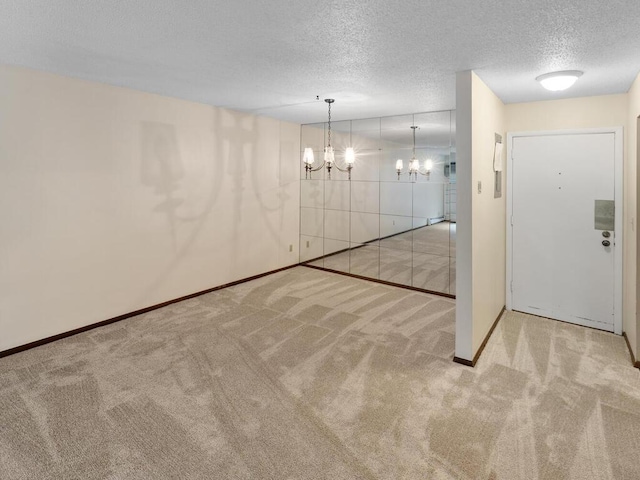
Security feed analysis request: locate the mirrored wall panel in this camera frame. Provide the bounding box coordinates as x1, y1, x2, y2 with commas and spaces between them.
300, 111, 456, 296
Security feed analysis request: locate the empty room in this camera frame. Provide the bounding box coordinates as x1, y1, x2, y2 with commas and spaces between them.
1, 1, 640, 479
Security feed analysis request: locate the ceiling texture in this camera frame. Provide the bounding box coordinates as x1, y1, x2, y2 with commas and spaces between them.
1, 0, 639, 124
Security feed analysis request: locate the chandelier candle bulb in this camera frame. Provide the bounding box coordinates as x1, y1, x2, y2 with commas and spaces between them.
396, 159, 403, 179
345, 147, 355, 165
324, 146, 335, 164
425, 159, 433, 172
303, 148, 315, 165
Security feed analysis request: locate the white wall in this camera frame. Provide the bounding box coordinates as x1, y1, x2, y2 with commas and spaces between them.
454, 71, 474, 361
455, 71, 506, 362
0, 65, 300, 352
629, 74, 640, 360
506, 94, 632, 357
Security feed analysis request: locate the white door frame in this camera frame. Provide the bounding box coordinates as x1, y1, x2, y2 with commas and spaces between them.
506, 127, 624, 335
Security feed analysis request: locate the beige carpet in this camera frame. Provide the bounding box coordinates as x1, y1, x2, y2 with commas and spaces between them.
1, 267, 639, 479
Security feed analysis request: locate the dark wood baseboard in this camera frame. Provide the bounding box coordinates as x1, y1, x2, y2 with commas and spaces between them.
473, 305, 506, 365
453, 305, 506, 368
452, 356, 474, 367
0, 264, 298, 359
622, 331, 640, 369
302, 264, 456, 299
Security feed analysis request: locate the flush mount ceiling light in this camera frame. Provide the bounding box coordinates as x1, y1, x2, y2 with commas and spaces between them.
396, 125, 432, 181
536, 70, 583, 91
303, 99, 355, 180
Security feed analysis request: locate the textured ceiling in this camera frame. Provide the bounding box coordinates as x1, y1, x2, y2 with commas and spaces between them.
1, 0, 639, 124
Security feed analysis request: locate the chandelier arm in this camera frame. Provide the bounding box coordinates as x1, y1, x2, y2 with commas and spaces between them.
309, 161, 326, 172
332, 162, 350, 173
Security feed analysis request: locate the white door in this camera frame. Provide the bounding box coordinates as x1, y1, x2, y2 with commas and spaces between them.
508, 130, 622, 333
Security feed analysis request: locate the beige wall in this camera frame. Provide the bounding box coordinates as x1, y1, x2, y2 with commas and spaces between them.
506, 94, 634, 358
506, 94, 628, 131
455, 71, 507, 361
471, 73, 507, 354
0, 65, 301, 352
629, 73, 640, 359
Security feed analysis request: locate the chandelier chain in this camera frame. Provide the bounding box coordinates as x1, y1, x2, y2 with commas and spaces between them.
327, 101, 332, 148
412, 125, 416, 156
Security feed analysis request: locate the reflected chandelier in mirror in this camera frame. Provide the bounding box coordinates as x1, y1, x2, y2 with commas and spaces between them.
396, 125, 433, 181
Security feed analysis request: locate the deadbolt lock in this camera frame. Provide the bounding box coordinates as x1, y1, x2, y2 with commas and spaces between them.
602, 231, 611, 238
602, 240, 611, 247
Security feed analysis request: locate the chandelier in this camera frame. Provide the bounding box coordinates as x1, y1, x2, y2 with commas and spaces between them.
396, 125, 432, 180
303, 99, 355, 180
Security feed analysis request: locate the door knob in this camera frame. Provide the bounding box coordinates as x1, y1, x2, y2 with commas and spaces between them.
602, 231, 611, 238
602, 240, 611, 247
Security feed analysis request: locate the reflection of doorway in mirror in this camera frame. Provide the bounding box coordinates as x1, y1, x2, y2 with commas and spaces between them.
445, 158, 456, 223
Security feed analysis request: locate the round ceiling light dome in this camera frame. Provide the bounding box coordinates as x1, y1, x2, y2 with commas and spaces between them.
536, 70, 583, 91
